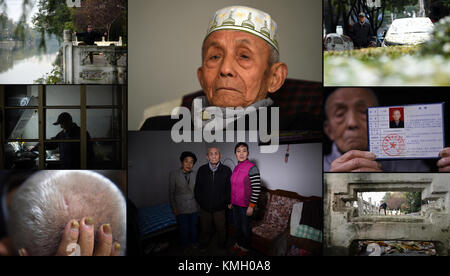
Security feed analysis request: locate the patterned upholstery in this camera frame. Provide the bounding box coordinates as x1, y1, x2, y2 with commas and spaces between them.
262, 194, 301, 229
252, 223, 286, 240
251, 190, 303, 255
180, 78, 323, 117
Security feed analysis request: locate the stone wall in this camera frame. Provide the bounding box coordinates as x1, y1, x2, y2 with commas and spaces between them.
324, 173, 450, 256
62, 30, 127, 84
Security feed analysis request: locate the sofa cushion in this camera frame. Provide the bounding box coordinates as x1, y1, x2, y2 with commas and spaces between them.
263, 194, 301, 230
252, 223, 286, 240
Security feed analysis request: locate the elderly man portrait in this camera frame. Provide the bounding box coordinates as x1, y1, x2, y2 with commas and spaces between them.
133, 1, 322, 132
323, 88, 450, 172
389, 109, 404, 128
140, 5, 287, 131
194, 147, 232, 252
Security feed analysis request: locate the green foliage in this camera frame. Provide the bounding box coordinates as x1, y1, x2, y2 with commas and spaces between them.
324, 45, 421, 60
421, 16, 450, 58
386, 0, 418, 13
32, 0, 73, 41
324, 18, 450, 86
64, 21, 76, 32
34, 65, 63, 84
404, 192, 421, 214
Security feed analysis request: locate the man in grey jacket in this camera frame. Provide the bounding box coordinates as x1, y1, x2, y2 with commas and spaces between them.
169, 151, 199, 248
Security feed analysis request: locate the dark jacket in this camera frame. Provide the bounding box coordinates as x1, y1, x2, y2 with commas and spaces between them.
76, 30, 104, 45
194, 163, 232, 212
350, 22, 373, 48
390, 120, 404, 128
47, 123, 95, 169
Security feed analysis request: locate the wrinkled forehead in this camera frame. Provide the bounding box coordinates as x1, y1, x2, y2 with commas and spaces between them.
207, 147, 220, 154
202, 30, 271, 53
327, 88, 377, 111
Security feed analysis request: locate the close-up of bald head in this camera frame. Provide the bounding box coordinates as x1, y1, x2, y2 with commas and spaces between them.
7, 171, 126, 256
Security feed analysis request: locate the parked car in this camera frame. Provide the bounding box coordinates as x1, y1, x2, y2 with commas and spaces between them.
383, 17, 434, 46
323, 33, 354, 51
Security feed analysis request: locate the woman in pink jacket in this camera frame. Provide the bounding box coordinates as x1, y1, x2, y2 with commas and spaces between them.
228, 142, 261, 256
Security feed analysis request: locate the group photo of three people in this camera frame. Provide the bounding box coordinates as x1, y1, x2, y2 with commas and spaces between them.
169, 143, 260, 256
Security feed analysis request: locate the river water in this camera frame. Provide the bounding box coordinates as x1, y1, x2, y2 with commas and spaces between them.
0, 42, 60, 84
0, 52, 58, 84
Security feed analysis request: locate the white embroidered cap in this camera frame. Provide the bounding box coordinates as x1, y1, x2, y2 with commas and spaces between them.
205, 6, 279, 52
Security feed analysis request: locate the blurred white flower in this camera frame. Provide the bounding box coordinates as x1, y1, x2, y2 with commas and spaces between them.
444, 43, 450, 53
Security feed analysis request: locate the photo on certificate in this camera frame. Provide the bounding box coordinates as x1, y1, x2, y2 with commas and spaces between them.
388, 108, 404, 129
323, 87, 450, 173
368, 103, 445, 160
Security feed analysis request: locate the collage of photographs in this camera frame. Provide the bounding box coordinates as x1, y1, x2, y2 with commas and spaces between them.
0, 0, 449, 264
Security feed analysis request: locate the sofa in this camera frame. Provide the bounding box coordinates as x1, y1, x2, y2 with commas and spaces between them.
250, 188, 322, 256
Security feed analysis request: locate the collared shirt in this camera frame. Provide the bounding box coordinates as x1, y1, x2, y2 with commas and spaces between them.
209, 161, 221, 172
183, 171, 192, 184
324, 143, 430, 172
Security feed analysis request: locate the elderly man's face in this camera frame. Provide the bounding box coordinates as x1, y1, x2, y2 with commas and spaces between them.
198, 30, 273, 107
324, 88, 377, 153
207, 147, 221, 165
392, 110, 401, 121
358, 16, 366, 23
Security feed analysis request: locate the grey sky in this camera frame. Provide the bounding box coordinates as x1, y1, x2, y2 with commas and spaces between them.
3, 0, 38, 25
362, 192, 386, 206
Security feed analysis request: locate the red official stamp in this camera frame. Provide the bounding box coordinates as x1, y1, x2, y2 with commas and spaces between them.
382, 134, 405, 156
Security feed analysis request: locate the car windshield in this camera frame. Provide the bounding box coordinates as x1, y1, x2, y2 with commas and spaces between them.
388, 18, 434, 34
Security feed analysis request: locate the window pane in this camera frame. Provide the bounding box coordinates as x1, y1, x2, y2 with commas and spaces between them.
6, 109, 38, 139
4, 85, 39, 106
86, 85, 121, 106
46, 109, 81, 139
45, 85, 80, 106
87, 109, 121, 138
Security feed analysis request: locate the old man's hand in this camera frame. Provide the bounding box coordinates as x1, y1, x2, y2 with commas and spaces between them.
18, 217, 121, 256
437, 148, 450, 172
330, 150, 382, 172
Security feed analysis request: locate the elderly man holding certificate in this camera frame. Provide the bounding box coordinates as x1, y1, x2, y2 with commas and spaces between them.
323, 88, 450, 172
